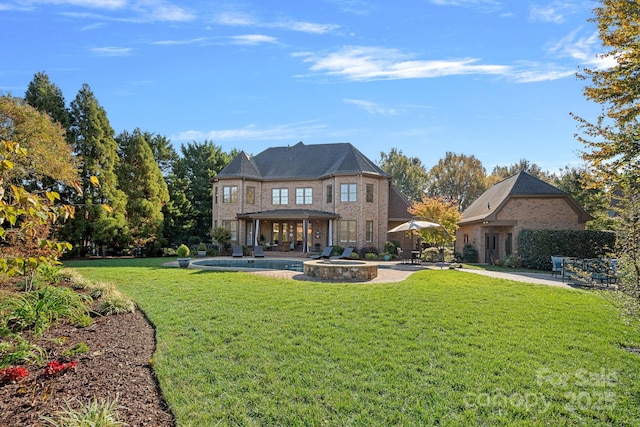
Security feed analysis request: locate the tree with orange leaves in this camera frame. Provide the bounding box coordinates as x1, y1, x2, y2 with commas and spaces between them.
407, 195, 460, 248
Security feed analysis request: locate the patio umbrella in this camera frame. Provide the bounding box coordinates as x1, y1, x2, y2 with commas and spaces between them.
387, 219, 443, 233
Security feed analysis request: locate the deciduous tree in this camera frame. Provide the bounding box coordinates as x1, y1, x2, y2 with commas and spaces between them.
378, 148, 429, 201
407, 195, 460, 248
426, 152, 487, 211
573, 0, 640, 296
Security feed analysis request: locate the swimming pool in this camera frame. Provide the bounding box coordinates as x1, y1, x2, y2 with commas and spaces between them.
193, 258, 304, 272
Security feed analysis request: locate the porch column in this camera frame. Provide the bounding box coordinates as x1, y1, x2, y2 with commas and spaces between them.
254, 219, 260, 246
328, 219, 333, 246
302, 219, 309, 253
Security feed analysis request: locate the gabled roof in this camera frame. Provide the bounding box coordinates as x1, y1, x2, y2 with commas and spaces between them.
217, 141, 390, 180
388, 183, 412, 221
460, 170, 592, 225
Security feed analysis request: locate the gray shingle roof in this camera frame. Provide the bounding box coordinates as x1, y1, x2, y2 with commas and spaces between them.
460, 171, 588, 224
217, 142, 390, 180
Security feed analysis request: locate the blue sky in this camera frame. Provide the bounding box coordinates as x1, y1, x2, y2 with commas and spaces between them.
1, 0, 611, 173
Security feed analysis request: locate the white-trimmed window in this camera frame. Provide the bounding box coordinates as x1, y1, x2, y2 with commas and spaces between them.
366, 183, 374, 203
223, 186, 237, 203
366, 220, 374, 242
246, 186, 255, 204
296, 188, 313, 205
272, 188, 289, 205
339, 220, 357, 244
222, 220, 237, 241
340, 183, 357, 202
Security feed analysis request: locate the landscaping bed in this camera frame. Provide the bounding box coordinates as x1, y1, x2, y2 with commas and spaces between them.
0, 309, 174, 426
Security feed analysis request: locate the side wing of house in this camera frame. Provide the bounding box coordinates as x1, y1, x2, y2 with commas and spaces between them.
455, 171, 592, 263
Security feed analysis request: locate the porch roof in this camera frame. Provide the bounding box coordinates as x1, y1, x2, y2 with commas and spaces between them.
237, 209, 340, 220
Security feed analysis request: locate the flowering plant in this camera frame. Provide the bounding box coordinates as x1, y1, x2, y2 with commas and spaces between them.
0, 366, 29, 383
42, 360, 78, 378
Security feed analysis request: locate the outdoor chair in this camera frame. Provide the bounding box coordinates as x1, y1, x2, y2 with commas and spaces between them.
310, 246, 333, 259
550, 256, 563, 278
400, 248, 413, 264
253, 245, 265, 258
331, 247, 353, 259
232, 245, 243, 258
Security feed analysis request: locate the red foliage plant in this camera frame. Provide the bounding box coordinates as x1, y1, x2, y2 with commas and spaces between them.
41, 361, 78, 378
0, 366, 30, 383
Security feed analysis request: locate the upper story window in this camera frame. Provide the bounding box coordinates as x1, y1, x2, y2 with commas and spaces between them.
272, 188, 289, 205
340, 183, 357, 202
246, 186, 255, 204
223, 186, 237, 203
366, 183, 374, 203
214, 187, 218, 204
296, 188, 312, 205
326, 184, 333, 203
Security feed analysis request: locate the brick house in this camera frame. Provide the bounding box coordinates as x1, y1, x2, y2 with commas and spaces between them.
212, 142, 411, 252
455, 171, 593, 263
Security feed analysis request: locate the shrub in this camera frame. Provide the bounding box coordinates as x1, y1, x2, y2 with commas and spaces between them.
365, 253, 378, 260
95, 295, 136, 316
0, 334, 46, 369
176, 244, 190, 258
197, 242, 207, 251
518, 229, 616, 270
6, 286, 90, 336
62, 342, 90, 357
462, 243, 479, 263
495, 254, 521, 268
384, 241, 399, 256
40, 396, 127, 427
331, 245, 344, 257
359, 246, 379, 258
188, 236, 202, 247
421, 247, 441, 262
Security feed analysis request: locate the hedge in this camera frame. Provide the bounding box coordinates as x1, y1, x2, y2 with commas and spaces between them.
518, 229, 616, 271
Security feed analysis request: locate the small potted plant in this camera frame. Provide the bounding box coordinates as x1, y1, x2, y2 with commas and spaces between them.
197, 242, 207, 257
177, 244, 191, 268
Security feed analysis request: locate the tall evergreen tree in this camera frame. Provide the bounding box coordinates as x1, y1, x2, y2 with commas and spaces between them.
171, 140, 232, 241
144, 131, 179, 176
116, 129, 169, 250
24, 71, 70, 129
61, 84, 129, 255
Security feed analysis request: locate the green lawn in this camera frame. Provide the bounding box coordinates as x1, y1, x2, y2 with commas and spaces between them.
65, 258, 640, 426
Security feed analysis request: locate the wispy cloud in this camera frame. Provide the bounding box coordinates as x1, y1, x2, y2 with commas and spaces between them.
546, 29, 616, 69
296, 45, 586, 83
24, 0, 195, 22
27, 0, 127, 9
152, 37, 208, 46
212, 11, 339, 34
90, 46, 133, 56
344, 99, 398, 115
429, 0, 503, 12
529, 2, 582, 24
229, 34, 278, 46
172, 121, 327, 142
297, 46, 510, 81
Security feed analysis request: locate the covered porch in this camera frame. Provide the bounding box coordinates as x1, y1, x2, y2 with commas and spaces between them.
237, 209, 340, 254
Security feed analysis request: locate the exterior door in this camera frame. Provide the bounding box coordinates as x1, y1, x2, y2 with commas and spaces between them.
485, 232, 499, 264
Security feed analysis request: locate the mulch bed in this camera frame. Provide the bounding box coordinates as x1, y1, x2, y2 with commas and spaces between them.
0, 310, 175, 426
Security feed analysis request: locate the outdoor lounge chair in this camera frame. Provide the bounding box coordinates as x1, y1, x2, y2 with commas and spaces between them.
232, 245, 243, 258
253, 245, 265, 258
331, 247, 354, 259
310, 246, 333, 259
